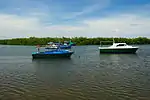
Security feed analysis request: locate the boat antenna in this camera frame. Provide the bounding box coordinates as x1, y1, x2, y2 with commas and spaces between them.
100, 41, 102, 47
58, 40, 61, 50
113, 29, 118, 44
113, 37, 115, 44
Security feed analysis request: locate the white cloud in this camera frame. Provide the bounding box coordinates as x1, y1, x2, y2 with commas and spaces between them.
63, 0, 111, 19
0, 13, 150, 39
80, 14, 150, 37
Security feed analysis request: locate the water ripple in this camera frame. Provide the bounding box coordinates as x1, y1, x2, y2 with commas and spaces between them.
0, 45, 150, 100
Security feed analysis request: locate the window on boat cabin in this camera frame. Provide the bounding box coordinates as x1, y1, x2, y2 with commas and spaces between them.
116, 44, 126, 47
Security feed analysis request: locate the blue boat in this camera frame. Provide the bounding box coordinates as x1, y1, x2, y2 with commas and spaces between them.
32, 48, 74, 59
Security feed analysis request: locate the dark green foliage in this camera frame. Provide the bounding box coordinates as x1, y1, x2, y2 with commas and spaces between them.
0, 37, 150, 46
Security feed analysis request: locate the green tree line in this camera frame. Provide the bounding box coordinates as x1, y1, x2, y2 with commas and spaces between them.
0, 37, 150, 46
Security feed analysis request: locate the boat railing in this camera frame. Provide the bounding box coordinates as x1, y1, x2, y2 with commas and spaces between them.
100, 41, 113, 47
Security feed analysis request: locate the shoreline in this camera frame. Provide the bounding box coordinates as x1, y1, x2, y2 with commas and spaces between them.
0, 37, 150, 46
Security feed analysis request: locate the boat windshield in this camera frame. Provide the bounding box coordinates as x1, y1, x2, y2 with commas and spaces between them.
116, 44, 126, 47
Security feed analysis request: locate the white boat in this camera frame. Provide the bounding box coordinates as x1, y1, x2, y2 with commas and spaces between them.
99, 39, 139, 54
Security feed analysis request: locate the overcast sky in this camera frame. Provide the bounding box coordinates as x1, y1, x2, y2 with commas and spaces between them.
0, 0, 150, 39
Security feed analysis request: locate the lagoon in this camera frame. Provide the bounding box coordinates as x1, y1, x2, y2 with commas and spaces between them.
0, 45, 150, 100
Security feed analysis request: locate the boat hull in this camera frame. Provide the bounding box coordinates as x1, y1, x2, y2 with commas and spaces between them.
32, 52, 74, 59
99, 48, 138, 54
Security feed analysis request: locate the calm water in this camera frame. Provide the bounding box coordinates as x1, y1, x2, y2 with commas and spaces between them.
0, 45, 150, 100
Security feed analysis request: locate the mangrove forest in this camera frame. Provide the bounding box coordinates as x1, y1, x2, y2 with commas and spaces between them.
0, 37, 150, 46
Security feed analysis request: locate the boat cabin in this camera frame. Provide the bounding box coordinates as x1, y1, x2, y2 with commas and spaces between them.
109, 43, 130, 48
113, 43, 127, 47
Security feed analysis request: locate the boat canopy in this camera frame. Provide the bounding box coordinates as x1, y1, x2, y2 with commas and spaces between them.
47, 42, 53, 44
47, 42, 61, 45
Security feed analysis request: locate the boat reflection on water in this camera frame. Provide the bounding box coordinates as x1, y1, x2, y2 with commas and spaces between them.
98, 53, 142, 72
32, 57, 72, 65
32, 58, 74, 88
99, 53, 140, 62
32, 58, 73, 73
